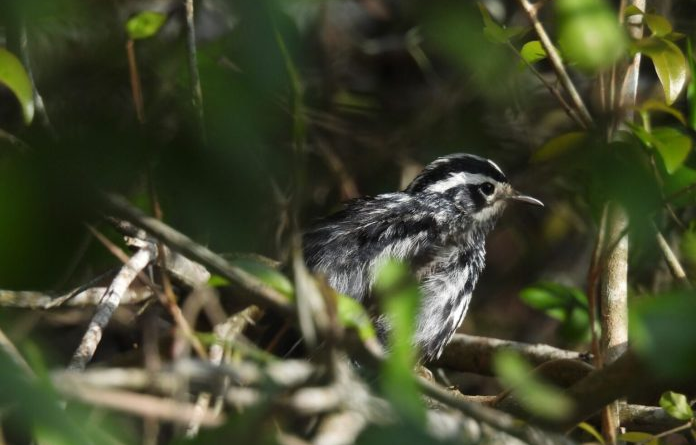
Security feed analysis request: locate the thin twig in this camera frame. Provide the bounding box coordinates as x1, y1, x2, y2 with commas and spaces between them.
101, 193, 293, 314
654, 227, 692, 288
418, 377, 577, 445
68, 245, 157, 371
516, 0, 593, 128
506, 42, 587, 129
126, 40, 145, 123
184, 0, 206, 142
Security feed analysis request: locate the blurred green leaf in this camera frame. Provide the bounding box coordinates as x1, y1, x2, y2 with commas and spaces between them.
337, 293, 377, 342
577, 422, 605, 444
533, 132, 587, 162
375, 259, 424, 424
0, 48, 34, 125
520, 282, 591, 343
687, 39, 696, 131
630, 292, 696, 379
619, 432, 657, 445
659, 391, 694, 420
623, 5, 644, 17
493, 350, 574, 420
635, 37, 687, 105
651, 127, 692, 174
478, 3, 527, 44
126, 11, 167, 40
556, 0, 627, 71
664, 166, 696, 207
519, 40, 547, 69
645, 14, 672, 37
638, 99, 686, 125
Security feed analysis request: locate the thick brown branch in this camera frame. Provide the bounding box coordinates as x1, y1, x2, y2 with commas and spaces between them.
434, 334, 589, 375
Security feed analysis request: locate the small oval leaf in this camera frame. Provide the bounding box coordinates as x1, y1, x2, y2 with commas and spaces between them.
126, 11, 167, 40
651, 127, 692, 174
659, 391, 694, 420
0, 48, 34, 125
520, 40, 547, 66
638, 99, 686, 124
619, 432, 657, 445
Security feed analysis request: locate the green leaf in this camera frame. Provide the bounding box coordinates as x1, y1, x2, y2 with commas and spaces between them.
687, 39, 696, 131
493, 351, 574, 420
228, 259, 294, 299
651, 127, 692, 174
556, 0, 627, 71
126, 11, 167, 40
532, 132, 587, 162
375, 259, 424, 424
660, 391, 694, 420
638, 99, 686, 125
337, 293, 376, 342
681, 223, 696, 270
576, 422, 605, 445
520, 282, 591, 343
0, 48, 34, 125
519, 40, 547, 68
645, 14, 673, 37
664, 166, 696, 207
478, 3, 527, 44
619, 432, 657, 445
623, 5, 644, 17
636, 37, 687, 105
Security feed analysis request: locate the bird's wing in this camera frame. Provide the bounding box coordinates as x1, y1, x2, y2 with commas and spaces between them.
303, 193, 439, 300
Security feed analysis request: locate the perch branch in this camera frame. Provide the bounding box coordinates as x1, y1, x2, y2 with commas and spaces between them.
434, 334, 589, 375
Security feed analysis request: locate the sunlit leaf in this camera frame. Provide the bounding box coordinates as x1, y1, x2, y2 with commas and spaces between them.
645, 14, 672, 37
659, 391, 694, 420
493, 350, 574, 420
520, 282, 591, 343
651, 127, 692, 174
556, 0, 627, 71
532, 132, 587, 162
0, 48, 34, 125
375, 259, 424, 423
126, 11, 167, 40
519, 40, 547, 69
619, 432, 657, 445
635, 37, 687, 105
638, 99, 686, 125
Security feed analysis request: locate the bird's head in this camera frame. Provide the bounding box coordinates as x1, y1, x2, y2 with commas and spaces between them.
405, 153, 543, 226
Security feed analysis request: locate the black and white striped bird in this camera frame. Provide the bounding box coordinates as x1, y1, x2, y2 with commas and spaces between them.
303, 154, 543, 361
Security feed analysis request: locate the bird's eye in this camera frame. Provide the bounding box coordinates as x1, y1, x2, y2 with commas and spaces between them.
479, 182, 495, 196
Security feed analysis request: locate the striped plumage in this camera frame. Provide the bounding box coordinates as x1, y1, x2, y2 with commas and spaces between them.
303, 154, 542, 361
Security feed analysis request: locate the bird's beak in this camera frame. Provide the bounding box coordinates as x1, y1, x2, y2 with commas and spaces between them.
507, 191, 544, 207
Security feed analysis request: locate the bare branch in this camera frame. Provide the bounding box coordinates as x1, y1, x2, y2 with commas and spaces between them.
655, 228, 692, 288
68, 245, 157, 371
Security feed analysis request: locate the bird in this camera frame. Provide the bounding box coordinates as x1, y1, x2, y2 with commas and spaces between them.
303, 153, 543, 361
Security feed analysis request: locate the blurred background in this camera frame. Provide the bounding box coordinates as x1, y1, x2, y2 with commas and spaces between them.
0, 0, 695, 415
